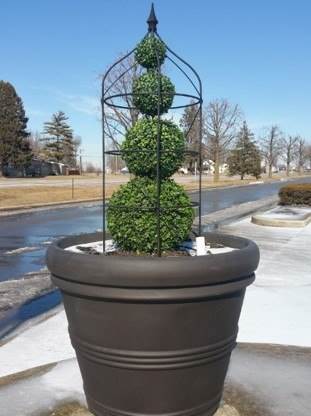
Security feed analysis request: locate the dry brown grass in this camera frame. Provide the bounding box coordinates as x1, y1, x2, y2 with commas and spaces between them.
0, 186, 107, 209
1, 173, 310, 210
48, 402, 92, 416
0, 180, 247, 209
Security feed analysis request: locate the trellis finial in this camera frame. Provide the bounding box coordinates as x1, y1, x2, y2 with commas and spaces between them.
147, 3, 158, 32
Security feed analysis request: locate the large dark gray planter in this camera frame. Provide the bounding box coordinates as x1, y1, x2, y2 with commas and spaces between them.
47, 232, 259, 416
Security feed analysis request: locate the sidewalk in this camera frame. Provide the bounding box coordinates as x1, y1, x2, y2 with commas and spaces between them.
221, 218, 311, 346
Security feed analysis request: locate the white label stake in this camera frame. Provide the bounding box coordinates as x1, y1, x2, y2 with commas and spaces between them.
196, 236, 206, 256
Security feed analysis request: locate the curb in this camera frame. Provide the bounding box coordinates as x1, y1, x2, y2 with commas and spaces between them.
252, 211, 311, 228
197, 196, 279, 231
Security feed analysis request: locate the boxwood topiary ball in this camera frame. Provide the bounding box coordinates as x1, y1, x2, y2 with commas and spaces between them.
135, 36, 166, 69
133, 71, 175, 116
122, 118, 185, 178
107, 178, 194, 253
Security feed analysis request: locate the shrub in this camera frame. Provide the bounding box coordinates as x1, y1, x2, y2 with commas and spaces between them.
135, 36, 166, 69
107, 177, 194, 253
132, 71, 175, 116
122, 118, 185, 178
279, 184, 311, 206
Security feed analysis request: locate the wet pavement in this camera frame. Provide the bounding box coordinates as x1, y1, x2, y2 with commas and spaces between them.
1, 177, 311, 283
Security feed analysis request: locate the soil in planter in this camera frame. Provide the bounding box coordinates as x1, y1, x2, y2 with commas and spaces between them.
76, 245, 190, 257
73, 240, 229, 257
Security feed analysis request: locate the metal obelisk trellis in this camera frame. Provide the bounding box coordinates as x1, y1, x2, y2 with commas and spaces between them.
101, 4, 203, 256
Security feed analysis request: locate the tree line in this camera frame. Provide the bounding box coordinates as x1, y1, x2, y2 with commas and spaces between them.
104, 55, 311, 182
182, 101, 311, 181
0, 80, 81, 176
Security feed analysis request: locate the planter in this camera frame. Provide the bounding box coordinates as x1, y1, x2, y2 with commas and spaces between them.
47, 232, 259, 416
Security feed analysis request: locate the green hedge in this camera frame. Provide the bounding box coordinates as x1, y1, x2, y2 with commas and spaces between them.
135, 36, 166, 69
279, 184, 311, 206
132, 71, 175, 116
121, 118, 185, 178
107, 178, 194, 253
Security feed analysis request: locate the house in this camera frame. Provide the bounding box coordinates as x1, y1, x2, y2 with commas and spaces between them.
2, 159, 69, 177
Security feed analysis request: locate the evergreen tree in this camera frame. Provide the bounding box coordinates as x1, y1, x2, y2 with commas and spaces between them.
0, 81, 32, 175
41, 111, 75, 165
227, 121, 261, 179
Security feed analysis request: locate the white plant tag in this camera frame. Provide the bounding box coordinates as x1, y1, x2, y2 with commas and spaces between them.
196, 236, 206, 256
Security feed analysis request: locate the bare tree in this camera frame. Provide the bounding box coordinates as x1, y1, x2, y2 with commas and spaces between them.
102, 54, 142, 150
72, 135, 82, 167
179, 101, 207, 172
205, 99, 242, 182
28, 131, 43, 158
282, 135, 298, 176
85, 162, 96, 173
305, 144, 311, 170
260, 126, 283, 178
296, 137, 306, 174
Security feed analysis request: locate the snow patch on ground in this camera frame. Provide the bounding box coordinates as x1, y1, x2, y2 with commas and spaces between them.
5, 246, 39, 255
0, 359, 85, 416
254, 206, 311, 220
0, 310, 74, 377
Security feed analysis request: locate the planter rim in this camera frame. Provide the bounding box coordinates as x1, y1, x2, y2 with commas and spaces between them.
47, 232, 259, 289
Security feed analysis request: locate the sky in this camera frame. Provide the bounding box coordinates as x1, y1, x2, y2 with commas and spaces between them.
1, 0, 311, 165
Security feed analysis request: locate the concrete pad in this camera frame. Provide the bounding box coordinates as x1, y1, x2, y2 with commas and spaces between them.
252, 206, 311, 227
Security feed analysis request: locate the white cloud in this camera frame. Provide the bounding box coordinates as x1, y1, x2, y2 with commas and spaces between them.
27, 108, 47, 117
55, 91, 100, 116
31, 86, 100, 116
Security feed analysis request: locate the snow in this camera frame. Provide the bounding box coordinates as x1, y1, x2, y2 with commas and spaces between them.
0, 359, 86, 416
0, 310, 74, 377
0, 218, 311, 377
66, 239, 236, 256
5, 246, 39, 255
255, 206, 311, 220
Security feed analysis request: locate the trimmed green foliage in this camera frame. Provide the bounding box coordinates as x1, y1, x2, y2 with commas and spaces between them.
279, 184, 311, 206
135, 36, 166, 69
107, 178, 194, 253
133, 71, 174, 116
122, 118, 185, 178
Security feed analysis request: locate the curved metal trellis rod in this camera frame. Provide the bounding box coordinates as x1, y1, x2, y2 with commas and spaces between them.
101, 4, 203, 255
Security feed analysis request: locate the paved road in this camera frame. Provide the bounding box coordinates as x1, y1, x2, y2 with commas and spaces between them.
0, 176, 311, 282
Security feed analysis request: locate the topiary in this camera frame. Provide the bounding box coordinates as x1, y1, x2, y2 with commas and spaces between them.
107, 177, 194, 253
135, 36, 166, 69
121, 118, 185, 178
132, 71, 174, 116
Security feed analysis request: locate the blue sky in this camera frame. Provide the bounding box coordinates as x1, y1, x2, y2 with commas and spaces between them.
1, 0, 310, 165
